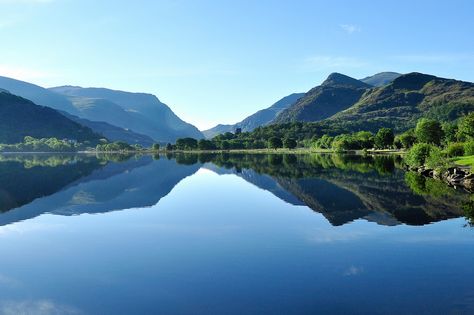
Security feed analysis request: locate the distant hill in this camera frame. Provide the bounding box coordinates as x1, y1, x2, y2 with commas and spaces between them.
360, 72, 402, 87
203, 93, 304, 138
274, 73, 371, 123
0, 76, 79, 115
50, 86, 203, 142
62, 112, 155, 146
323, 72, 474, 132
0, 91, 101, 144
0, 76, 203, 143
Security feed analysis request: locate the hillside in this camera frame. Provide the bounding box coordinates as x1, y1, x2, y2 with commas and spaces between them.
0, 91, 101, 144
360, 72, 402, 87
0, 76, 203, 143
203, 93, 304, 138
62, 113, 155, 146
324, 72, 474, 132
0, 76, 79, 114
273, 73, 371, 123
50, 86, 203, 142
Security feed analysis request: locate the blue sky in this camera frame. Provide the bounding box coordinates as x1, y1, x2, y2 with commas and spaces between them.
1, 0, 473, 129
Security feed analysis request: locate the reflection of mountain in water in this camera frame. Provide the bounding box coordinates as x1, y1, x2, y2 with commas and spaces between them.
0, 155, 200, 226
203, 154, 469, 226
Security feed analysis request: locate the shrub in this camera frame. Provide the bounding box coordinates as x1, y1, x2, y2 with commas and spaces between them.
464, 140, 474, 156
405, 143, 436, 168
445, 142, 465, 157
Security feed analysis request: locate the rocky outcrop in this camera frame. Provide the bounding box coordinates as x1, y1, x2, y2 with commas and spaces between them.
409, 166, 474, 192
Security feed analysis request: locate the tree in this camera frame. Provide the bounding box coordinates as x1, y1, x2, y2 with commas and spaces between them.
198, 139, 216, 150
268, 137, 283, 149
166, 143, 173, 151
415, 118, 443, 145
152, 143, 160, 151
374, 128, 394, 149
398, 129, 417, 149
175, 137, 198, 150
283, 138, 297, 149
458, 112, 474, 140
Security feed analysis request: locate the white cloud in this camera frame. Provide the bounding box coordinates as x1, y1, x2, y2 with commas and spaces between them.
343, 265, 364, 276
340, 24, 361, 34
0, 299, 82, 315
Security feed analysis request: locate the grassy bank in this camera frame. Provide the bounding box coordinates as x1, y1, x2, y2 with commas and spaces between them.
452, 155, 474, 168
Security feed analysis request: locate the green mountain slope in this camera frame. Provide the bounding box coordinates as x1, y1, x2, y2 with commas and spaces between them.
50, 86, 203, 142
324, 72, 474, 132
0, 91, 101, 144
203, 93, 304, 138
274, 73, 371, 123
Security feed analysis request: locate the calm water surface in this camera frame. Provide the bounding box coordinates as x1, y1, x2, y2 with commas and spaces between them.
0, 153, 472, 315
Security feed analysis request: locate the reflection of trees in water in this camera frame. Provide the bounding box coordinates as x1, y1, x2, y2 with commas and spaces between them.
176, 152, 470, 226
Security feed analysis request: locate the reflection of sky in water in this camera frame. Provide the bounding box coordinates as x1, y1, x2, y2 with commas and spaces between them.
0, 168, 472, 314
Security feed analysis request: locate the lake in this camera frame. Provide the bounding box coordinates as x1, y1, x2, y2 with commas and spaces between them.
0, 153, 472, 315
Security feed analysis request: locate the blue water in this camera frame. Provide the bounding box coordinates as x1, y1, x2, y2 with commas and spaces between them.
0, 154, 472, 314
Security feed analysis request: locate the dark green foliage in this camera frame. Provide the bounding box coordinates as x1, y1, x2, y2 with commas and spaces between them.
405, 143, 437, 168
442, 122, 458, 144
268, 137, 283, 149
283, 138, 297, 149
446, 142, 465, 157
152, 143, 160, 151
398, 129, 417, 149
166, 143, 173, 151
175, 138, 198, 150
415, 118, 444, 145
374, 128, 394, 149
198, 139, 217, 150
457, 112, 474, 140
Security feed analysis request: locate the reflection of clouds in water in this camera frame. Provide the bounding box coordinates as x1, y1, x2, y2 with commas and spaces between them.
70, 190, 96, 205
0, 274, 21, 288
305, 229, 370, 244
343, 265, 364, 276
0, 299, 83, 315
0, 222, 64, 236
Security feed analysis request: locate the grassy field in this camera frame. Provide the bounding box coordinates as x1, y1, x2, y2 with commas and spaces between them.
452, 155, 474, 168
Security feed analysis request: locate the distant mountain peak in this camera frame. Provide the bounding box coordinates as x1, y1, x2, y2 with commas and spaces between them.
322, 72, 370, 88
360, 72, 402, 87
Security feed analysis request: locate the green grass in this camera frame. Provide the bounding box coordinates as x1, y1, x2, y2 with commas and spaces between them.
452, 155, 474, 168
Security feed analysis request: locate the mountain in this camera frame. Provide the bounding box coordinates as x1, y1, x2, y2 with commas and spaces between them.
203, 93, 304, 138
0, 155, 200, 226
0, 76, 203, 143
324, 72, 474, 132
50, 86, 203, 142
0, 90, 101, 144
62, 112, 155, 146
203, 124, 235, 139
0, 76, 79, 114
273, 73, 371, 123
360, 72, 402, 87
